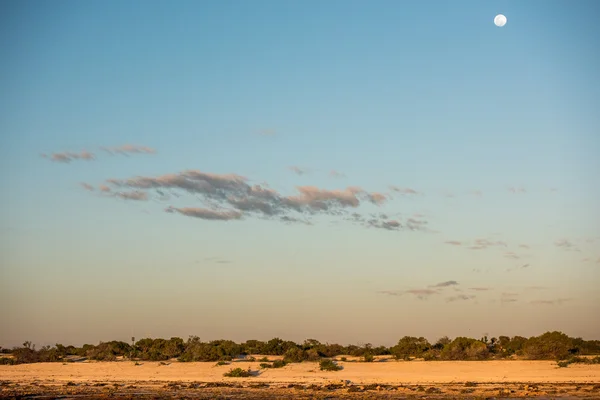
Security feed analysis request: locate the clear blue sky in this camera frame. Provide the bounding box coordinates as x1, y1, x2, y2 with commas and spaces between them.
1, 0, 599, 347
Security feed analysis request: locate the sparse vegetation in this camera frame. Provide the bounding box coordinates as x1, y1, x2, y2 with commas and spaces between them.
319, 359, 342, 371
223, 367, 252, 377
2, 331, 598, 365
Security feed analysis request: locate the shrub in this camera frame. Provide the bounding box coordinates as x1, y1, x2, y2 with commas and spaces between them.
272, 359, 287, 368
223, 367, 252, 377
363, 353, 374, 362
391, 337, 431, 360
259, 356, 269, 362
215, 360, 229, 366
340, 357, 347, 362
319, 359, 342, 371
283, 347, 307, 363
523, 332, 573, 360
440, 338, 489, 361
0, 357, 15, 365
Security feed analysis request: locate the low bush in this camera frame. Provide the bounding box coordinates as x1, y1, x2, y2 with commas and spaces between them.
319, 359, 342, 371
223, 367, 252, 377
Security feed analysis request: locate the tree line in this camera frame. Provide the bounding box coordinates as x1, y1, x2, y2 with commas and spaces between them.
1, 331, 599, 365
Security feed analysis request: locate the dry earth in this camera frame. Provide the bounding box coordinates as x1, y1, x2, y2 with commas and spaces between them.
1, 358, 600, 399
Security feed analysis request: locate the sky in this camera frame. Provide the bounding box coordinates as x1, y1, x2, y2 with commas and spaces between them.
1, 0, 599, 348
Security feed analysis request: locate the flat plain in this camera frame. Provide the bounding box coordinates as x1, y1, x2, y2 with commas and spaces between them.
2, 357, 600, 399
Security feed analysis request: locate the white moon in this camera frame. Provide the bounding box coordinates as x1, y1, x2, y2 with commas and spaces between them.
494, 14, 507, 27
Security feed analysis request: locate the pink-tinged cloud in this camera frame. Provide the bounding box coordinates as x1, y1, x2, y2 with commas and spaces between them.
99, 185, 111, 192
115, 191, 148, 201
166, 206, 242, 221
42, 151, 95, 163
101, 144, 156, 155
80, 183, 95, 191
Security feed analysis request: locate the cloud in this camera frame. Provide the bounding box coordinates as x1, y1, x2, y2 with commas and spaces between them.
526, 286, 547, 290
360, 214, 428, 232
202, 257, 232, 264
500, 292, 518, 304
98, 185, 111, 192
446, 294, 475, 302
42, 151, 95, 163
444, 240, 462, 246
519, 244, 530, 249
469, 287, 491, 291
80, 183, 95, 192
504, 252, 520, 260
329, 170, 346, 179
288, 166, 309, 176
258, 129, 276, 136
115, 190, 148, 201
390, 186, 420, 195
405, 289, 439, 300
470, 190, 483, 196
507, 186, 526, 194
531, 298, 572, 305
506, 263, 530, 272
97, 169, 407, 229
378, 288, 440, 300
554, 239, 580, 252
430, 280, 459, 288
101, 144, 156, 156
166, 206, 242, 221
474, 238, 507, 248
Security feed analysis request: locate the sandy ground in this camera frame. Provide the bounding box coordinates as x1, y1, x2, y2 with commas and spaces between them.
1, 359, 599, 384
2, 359, 600, 398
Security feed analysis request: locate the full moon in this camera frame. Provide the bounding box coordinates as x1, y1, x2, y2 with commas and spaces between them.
494, 14, 507, 27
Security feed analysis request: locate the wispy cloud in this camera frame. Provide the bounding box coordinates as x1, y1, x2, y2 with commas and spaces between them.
444, 240, 462, 246
554, 239, 580, 252
430, 280, 459, 288
389, 186, 420, 195
329, 170, 346, 179
42, 151, 95, 163
446, 294, 475, 302
507, 186, 526, 194
519, 244, 530, 249
531, 298, 572, 306
406, 289, 439, 300
166, 206, 242, 221
378, 288, 440, 300
115, 190, 148, 201
80, 183, 95, 192
99, 169, 395, 228
101, 144, 156, 156
257, 129, 276, 136
506, 263, 530, 272
202, 257, 232, 264
500, 292, 519, 304
288, 166, 309, 176
469, 287, 491, 291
